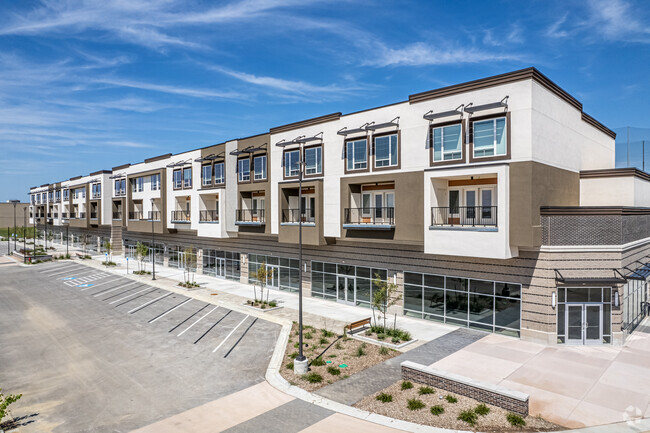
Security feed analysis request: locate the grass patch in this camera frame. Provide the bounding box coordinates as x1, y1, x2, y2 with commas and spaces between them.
379, 346, 390, 355
430, 405, 444, 416
285, 362, 294, 370
475, 403, 490, 416
445, 395, 457, 403
418, 386, 435, 395
304, 332, 312, 339
288, 352, 299, 359
457, 409, 478, 426
356, 344, 366, 357
506, 413, 526, 427
328, 354, 336, 358
319, 337, 329, 345
321, 329, 335, 338
335, 341, 343, 350
303, 372, 322, 384
327, 366, 340, 376
401, 381, 413, 390
376, 392, 392, 403
406, 398, 425, 411
311, 357, 326, 367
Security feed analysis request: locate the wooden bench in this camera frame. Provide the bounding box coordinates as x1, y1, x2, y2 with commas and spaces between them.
345, 317, 371, 335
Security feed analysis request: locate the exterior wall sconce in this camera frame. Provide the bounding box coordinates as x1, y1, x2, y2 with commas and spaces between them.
551, 291, 556, 309
303, 262, 307, 273
393, 272, 397, 285
614, 290, 620, 308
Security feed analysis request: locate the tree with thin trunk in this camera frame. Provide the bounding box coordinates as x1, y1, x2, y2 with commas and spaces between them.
372, 273, 402, 330
103, 240, 112, 262
253, 261, 270, 303
136, 242, 149, 272
183, 246, 197, 283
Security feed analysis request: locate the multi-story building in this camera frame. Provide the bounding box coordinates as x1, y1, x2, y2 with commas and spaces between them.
28, 67, 649, 346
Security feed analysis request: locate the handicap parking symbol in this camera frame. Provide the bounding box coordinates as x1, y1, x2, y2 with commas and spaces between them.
77, 284, 93, 288
63, 277, 77, 280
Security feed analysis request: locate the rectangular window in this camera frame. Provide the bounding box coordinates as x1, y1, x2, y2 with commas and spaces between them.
284, 149, 300, 177
151, 174, 160, 190
137, 177, 144, 192
81, 188, 86, 198
214, 162, 224, 184
305, 146, 322, 175
202, 164, 212, 186
183, 167, 192, 188
473, 117, 507, 158
254, 155, 267, 180
346, 139, 367, 170
238, 158, 250, 182
374, 133, 398, 168
173, 170, 182, 189
433, 124, 462, 161
63, 190, 69, 200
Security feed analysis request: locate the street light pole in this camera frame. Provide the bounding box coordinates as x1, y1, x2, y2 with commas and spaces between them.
151, 199, 156, 281
13, 201, 17, 253
23, 208, 26, 263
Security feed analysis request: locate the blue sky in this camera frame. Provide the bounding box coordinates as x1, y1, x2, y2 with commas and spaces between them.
1, 0, 650, 201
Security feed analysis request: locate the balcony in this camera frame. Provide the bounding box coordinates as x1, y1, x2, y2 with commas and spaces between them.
171, 210, 191, 223
430, 206, 497, 229
148, 211, 161, 221
69, 212, 76, 219
92, 193, 101, 199
47, 213, 52, 218
115, 189, 126, 197
79, 212, 86, 219
281, 208, 315, 225
199, 210, 219, 223
90, 212, 97, 219
343, 207, 395, 230
113, 211, 122, 220
62, 212, 68, 218
128, 211, 143, 220
235, 209, 265, 226
53, 213, 59, 218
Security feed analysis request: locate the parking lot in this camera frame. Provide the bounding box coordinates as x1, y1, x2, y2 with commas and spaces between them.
0, 261, 281, 432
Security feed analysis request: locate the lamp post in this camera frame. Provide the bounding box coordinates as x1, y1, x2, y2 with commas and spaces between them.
276, 133, 322, 375
10, 200, 19, 254
23, 208, 26, 263
151, 198, 156, 281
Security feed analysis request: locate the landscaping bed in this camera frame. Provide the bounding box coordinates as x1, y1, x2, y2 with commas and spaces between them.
354, 380, 560, 432
243, 299, 282, 312
280, 322, 399, 392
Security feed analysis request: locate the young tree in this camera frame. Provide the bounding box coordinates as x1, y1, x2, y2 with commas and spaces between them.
135, 242, 149, 273
372, 273, 403, 330
103, 240, 113, 262
253, 261, 270, 303
0, 389, 22, 424
183, 246, 197, 284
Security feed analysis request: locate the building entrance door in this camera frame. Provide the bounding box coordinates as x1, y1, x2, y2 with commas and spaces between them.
566, 304, 602, 345
215, 258, 226, 278
337, 275, 355, 304
266, 264, 279, 289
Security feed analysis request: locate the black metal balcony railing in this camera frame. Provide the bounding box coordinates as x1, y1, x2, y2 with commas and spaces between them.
53, 213, 59, 218
92, 193, 101, 199
79, 212, 86, 219
115, 189, 126, 197
171, 210, 191, 222
62, 212, 68, 218
47, 213, 52, 218
344, 207, 395, 225
90, 212, 97, 219
129, 211, 143, 220
148, 211, 161, 221
282, 208, 315, 223
431, 206, 497, 227
113, 211, 122, 220
236, 209, 265, 223
69, 212, 76, 219
199, 210, 219, 222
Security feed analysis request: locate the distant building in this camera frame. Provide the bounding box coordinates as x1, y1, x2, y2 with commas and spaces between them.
0, 202, 29, 229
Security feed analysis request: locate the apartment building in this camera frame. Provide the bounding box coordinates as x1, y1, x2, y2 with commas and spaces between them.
29, 67, 649, 346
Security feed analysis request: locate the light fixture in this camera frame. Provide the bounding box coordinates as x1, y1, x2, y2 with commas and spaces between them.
393, 272, 397, 285
304, 262, 307, 273
551, 291, 556, 308
614, 290, 620, 307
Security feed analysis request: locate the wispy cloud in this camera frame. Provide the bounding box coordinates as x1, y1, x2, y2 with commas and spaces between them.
93, 77, 246, 100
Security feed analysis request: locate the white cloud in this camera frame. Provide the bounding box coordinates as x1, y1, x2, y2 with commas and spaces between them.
93, 77, 246, 100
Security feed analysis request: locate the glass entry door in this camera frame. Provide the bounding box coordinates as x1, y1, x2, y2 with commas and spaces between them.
266, 264, 279, 289
566, 304, 602, 345
215, 258, 226, 278
337, 275, 355, 304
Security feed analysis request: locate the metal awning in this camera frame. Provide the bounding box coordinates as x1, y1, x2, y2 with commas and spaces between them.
109, 173, 126, 179
229, 144, 267, 155
195, 151, 225, 162
423, 105, 464, 121
554, 269, 630, 286
464, 97, 508, 114
337, 123, 372, 136
275, 133, 322, 147
365, 117, 399, 131
166, 159, 192, 167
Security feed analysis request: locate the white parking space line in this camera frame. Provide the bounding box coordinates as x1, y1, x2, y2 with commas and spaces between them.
93, 281, 138, 297
128, 293, 172, 314
81, 278, 121, 291
56, 269, 96, 279
212, 315, 250, 353
109, 287, 153, 305
149, 299, 191, 323
40, 264, 78, 274
177, 306, 219, 337
46, 268, 83, 277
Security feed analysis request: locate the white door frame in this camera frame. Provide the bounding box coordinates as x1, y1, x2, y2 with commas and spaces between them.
566, 303, 603, 345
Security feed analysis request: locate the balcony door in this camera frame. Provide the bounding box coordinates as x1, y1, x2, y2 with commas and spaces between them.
448, 186, 495, 225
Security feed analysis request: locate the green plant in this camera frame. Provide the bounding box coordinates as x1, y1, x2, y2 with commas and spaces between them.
319, 337, 329, 345
304, 332, 313, 339
419, 386, 434, 395
391, 336, 400, 344
103, 240, 113, 262
328, 354, 336, 358
506, 413, 526, 427
407, 398, 425, 411
253, 261, 271, 303
335, 341, 343, 350
311, 357, 326, 367
401, 381, 413, 390
475, 403, 490, 416
0, 389, 22, 423
376, 392, 392, 403
321, 329, 335, 338
371, 273, 403, 331
303, 372, 323, 383
286, 362, 294, 370
430, 405, 444, 416
377, 333, 386, 340
379, 346, 389, 355
269, 301, 277, 307
458, 409, 478, 426
135, 242, 149, 273
356, 345, 366, 357
288, 351, 299, 359
445, 395, 457, 403
327, 366, 340, 376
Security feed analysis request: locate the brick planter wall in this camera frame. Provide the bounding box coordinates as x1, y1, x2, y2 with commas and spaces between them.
401, 361, 529, 416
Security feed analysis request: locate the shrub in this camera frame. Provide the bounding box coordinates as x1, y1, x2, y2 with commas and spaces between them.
401, 381, 413, 390
377, 333, 386, 340
0, 389, 22, 423
430, 405, 444, 416
392, 337, 401, 344
327, 366, 340, 376
303, 372, 322, 383
445, 395, 457, 403
288, 352, 299, 359
321, 329, 335, 338
376, 392, 392, 403
475, 403, 490, 416
356, 346, 366, 357
379, 346, 389, 355
419, 386, 434, 395
304, 332, 312, 339
311, 357, 326, 367
335, 341, 343, 350
285, 362, 294, 370
506, 413, 526, 427
269, 301, 277, 307
457, 410, 478, 426
407, 398, 425, 411
319, 337, 329, 345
